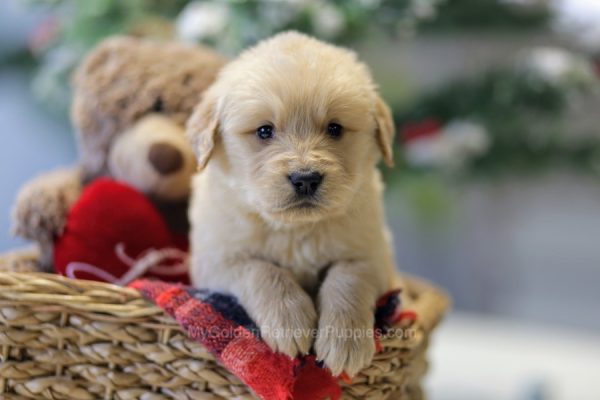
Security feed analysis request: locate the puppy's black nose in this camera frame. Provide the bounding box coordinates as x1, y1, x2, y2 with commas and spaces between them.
289, 171, 323, 197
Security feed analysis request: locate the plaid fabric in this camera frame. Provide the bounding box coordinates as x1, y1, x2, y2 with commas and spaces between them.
130, 280, 410, 400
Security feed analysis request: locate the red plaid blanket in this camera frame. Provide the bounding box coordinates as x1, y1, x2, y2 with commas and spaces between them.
130, 280, 412, 400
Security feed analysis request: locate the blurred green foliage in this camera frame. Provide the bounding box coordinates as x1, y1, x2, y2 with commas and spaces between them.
421, 0, 551, 32
395, 67, 600, 179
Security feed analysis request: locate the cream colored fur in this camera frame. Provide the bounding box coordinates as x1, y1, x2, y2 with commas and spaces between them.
188, 31, 398, 377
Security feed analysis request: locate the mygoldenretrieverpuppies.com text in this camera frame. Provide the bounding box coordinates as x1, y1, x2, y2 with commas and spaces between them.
186, 326, 416, 341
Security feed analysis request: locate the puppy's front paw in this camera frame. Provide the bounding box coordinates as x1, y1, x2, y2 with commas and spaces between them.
315, 309, 375, 377
255, 290, 317, 359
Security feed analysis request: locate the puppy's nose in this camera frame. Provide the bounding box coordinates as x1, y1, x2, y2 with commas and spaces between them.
289, 171, 323, 197
148, 142, 184, 175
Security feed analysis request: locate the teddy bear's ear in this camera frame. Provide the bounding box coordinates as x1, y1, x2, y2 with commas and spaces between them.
374, 95, 396, 168
187, 91, 219, 171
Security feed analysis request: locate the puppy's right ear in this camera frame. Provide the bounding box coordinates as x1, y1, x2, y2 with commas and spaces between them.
187, 92, 219, 171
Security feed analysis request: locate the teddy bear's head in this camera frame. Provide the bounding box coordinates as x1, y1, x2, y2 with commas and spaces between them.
71, 36, 226, 201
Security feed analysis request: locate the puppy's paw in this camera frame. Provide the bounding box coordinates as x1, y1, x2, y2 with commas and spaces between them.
315, 308, 375, 377
255, 290, 317, 358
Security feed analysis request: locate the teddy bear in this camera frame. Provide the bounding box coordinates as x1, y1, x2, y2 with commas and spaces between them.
12, 36, 226, 278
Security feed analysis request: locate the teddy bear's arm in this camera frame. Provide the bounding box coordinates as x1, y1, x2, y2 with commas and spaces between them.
11, 167, 83, 270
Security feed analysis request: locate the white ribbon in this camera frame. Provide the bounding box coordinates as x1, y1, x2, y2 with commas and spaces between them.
65, 242, 189, 286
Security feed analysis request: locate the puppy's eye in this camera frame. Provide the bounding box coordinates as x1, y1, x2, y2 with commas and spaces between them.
256, 125, 274, 140
327, 122, 343, 138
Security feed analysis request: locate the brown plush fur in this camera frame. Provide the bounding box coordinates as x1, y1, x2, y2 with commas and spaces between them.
72, 36, 226, 177
12, 37, 226, 269
12, 168, 83, 270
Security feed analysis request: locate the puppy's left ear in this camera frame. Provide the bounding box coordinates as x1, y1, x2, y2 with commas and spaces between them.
187, 92, 219, 171
374, 95, 396, 167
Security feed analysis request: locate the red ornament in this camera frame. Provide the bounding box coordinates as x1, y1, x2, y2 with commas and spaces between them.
593, 58, 600, 79
401, 118, 442, 144
29, 17, 59, 55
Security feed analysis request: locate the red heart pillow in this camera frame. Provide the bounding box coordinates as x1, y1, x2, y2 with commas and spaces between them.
54, 178, 189, 284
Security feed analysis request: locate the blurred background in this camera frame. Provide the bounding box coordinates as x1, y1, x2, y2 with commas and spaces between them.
1, 0, 599, 399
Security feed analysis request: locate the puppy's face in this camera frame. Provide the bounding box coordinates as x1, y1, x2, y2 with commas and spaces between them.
188, 32, 395, 225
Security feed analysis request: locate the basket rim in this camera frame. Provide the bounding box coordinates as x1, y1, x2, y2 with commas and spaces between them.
0, 271, 449, 331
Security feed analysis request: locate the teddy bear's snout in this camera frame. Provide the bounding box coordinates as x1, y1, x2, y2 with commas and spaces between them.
148, 142, 184, 175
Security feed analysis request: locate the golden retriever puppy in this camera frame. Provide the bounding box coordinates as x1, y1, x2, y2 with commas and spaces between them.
187, 31, 397, 376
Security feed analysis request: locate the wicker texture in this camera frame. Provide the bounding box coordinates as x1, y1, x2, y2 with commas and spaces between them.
0, 249, 449, 400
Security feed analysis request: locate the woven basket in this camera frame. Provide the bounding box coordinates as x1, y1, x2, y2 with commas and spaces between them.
0, 248, 449, 400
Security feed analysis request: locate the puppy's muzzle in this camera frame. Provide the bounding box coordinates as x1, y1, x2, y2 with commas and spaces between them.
288, 171, 323, 197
